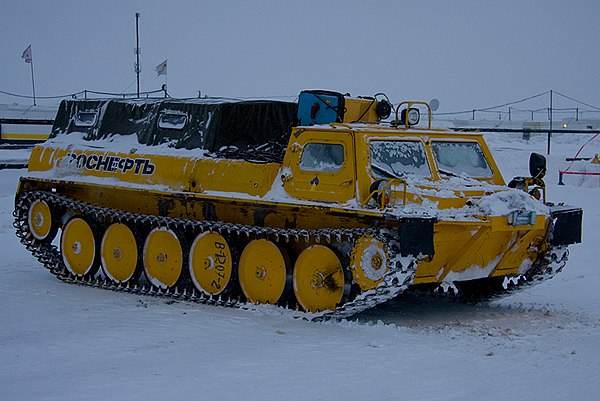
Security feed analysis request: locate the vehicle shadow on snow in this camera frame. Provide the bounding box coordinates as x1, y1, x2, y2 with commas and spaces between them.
352, 291, 588, 333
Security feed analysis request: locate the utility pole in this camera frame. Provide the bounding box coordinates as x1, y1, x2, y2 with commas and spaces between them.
547, 90, 553, 155
135, 12, 141, 98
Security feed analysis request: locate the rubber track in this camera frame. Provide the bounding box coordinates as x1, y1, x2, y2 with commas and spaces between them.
13, 190, 418, 321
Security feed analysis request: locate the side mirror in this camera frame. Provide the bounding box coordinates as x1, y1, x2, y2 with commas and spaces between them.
529, 153, 546, 179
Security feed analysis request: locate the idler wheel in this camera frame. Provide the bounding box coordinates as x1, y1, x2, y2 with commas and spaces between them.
238, 239, 290, 305
61, 217, 98, 276
101, 223, 139, 283
349, 235, 388, 291
293, 245, 348, 312
143, 228, 183, 289
28, 199, 56, 241
189, 231, 232, 296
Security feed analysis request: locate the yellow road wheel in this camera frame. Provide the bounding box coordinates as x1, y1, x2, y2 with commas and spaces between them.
293, 245, 347, 312
101, 223, 139, 283
143, 228, 183, 289
239, 239, 290, 304
28, 199, 54, 241
61, 217, 97, 276
189, 231, 232, 295
350, 235, 389, 291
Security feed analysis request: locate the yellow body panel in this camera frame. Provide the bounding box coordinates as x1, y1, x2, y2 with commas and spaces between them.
28, 145, 280, 197
18, 177, 376, 230
414, 215, 547, 284
282, 129, 356, 203
342, 98, 380, 123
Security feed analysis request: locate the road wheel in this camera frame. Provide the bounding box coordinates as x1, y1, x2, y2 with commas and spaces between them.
293, 245, 348, 312
101, 223, 140, 284
28, 199, 56, 241
143, 227, 183, 289
189, 231, 232, 296
61, 217, 98, 277
239, 239, 291, 305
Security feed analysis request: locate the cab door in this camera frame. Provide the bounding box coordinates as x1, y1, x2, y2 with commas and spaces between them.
282, 129, 355, 203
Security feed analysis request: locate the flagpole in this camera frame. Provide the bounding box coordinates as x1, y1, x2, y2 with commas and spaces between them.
29, 49, 37, 106
155, 59, 168, 97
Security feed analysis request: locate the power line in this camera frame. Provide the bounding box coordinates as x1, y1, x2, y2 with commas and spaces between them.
2, 87, 600, 116
435, 91, 550, 116
478, 91, 551, 111
0, 88, 81, 100
0, 88, 166, 101
435, 90, 600, 117
554, 91, 600, 111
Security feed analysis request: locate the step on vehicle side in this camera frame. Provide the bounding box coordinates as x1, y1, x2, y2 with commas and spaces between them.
14, 90, 582, 319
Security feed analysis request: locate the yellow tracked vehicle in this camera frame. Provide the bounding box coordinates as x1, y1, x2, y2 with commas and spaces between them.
14, 90, 582, 319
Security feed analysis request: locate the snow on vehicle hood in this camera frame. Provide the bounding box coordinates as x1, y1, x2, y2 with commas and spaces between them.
470, 188, 549, 217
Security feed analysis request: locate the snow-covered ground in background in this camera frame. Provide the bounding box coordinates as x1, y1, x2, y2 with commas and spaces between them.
1, 131, 599, 401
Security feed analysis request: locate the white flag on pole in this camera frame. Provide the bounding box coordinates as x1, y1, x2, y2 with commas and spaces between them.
155, 59, 167, 76
22, 45, 32, 63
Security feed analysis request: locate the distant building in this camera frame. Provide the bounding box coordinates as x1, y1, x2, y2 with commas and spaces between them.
0, 104, 57, 144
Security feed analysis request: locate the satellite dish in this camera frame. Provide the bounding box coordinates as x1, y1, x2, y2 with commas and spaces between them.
430, 98, 440, 112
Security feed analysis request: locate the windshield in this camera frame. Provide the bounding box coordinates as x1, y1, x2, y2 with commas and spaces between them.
370, 140, 431, 178
431, 141, 493, 178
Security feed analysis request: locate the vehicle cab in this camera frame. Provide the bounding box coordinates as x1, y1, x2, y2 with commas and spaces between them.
282, 94, 507, 211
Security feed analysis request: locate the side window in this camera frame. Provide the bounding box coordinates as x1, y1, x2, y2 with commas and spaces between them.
158, 113, 187, 130
299, 143, 344, 172
74, 111, 98, 127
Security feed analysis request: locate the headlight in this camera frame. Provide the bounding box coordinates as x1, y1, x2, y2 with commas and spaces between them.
400, 107, 421, 126
407, 108, 420, 125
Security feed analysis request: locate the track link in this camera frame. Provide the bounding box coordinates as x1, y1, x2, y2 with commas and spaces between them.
14, 190, 418, 321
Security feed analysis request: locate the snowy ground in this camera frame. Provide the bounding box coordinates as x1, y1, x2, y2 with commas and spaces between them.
1, 132, 599, 401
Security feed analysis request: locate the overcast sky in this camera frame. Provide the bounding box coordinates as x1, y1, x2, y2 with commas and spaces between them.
2, 0, 599, 114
